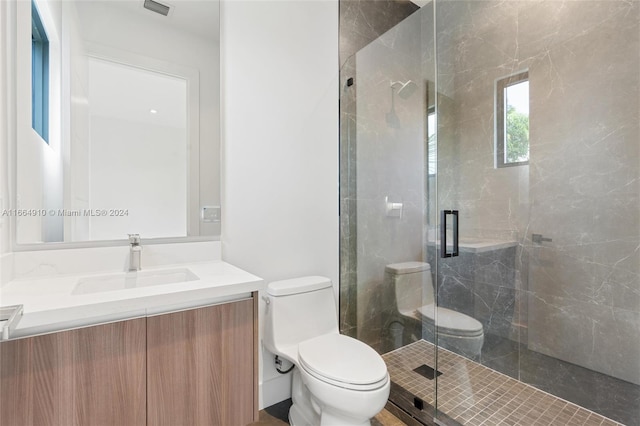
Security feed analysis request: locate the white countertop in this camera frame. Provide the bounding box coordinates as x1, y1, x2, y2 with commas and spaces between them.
0, 261, 263, 339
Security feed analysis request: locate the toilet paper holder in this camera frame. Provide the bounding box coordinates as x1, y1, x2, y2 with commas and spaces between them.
385, 196, 403, 218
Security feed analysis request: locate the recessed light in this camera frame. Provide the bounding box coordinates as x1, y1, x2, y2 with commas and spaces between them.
150, 109, 158, 114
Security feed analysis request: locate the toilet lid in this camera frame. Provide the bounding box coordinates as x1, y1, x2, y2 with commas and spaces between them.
298, 334, 388, 389
417, 304, 484, 337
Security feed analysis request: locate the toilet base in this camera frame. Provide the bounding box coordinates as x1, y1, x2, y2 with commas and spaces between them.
395, 315, 484, 359
289, 369, 320, 426
289, 367, 383, 426
289, 404, 315, 426
424, 326, 484, 360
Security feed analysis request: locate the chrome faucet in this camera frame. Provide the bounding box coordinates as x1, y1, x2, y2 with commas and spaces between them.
128, 234, 142, 271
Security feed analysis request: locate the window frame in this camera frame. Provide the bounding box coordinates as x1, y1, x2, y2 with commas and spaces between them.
495, 70, 529, 168
427, 105, 436, 177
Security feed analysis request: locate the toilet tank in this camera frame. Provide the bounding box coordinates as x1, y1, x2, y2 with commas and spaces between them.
386, 262, 434, 316
264, 276, 339, 358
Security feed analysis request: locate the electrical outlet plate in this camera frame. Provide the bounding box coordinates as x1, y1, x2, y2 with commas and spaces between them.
201, 206, 221, 223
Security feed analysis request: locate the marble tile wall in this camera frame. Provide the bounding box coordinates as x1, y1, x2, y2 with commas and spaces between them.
435, 0, 640, 384
339, 0, 419, 67
427, 246, 518, 340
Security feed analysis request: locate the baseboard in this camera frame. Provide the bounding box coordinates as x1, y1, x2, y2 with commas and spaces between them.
260, 371, 292, 409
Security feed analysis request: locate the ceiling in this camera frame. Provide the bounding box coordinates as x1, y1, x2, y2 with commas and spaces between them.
75, 0, 220, 42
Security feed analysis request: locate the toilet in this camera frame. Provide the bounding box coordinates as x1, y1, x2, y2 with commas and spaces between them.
263, 276, 390, 426
387, 261, 484, 358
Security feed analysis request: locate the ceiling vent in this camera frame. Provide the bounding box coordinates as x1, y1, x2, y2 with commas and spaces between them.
143, 0, 171, 16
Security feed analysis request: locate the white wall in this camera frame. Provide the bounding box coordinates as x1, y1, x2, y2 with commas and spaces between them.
220, 0, 339, 408
15, 0, 64, 244
0, 2, 12, 256
0, 0, 13, 263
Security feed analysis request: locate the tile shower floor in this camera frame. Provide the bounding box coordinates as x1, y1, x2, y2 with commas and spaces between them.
382, 340, 624, 426
480, 334, 639, 425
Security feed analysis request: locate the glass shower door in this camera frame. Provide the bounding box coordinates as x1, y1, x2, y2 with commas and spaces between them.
433, 1, 640, 425
338, 2, 442, 422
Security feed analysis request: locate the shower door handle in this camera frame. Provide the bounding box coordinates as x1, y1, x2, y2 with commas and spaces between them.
440, 210, 459, 258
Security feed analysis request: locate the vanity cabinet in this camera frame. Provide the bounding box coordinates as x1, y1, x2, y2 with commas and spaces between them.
147, 298, 256, 426
0, 319, 147, 426
0, 297, 258, 426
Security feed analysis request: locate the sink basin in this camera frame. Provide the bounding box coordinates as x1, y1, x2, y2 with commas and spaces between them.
72, 268, 199, 295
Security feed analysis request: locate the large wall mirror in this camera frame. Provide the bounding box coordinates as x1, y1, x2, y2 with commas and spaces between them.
15, 0, 220, 246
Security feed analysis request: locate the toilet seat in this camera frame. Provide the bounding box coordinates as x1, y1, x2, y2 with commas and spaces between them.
298, 334, 388, 391
417, 304, 484, 337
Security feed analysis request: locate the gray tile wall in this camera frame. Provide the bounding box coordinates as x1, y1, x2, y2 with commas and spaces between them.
428, 246, 518, 339
340, 0, 419, 67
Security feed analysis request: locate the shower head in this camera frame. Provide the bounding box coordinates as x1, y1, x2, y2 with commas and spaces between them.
391, 80, 418, 99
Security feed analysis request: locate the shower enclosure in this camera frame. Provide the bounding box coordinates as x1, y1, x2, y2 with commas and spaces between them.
339, 1, 640, 424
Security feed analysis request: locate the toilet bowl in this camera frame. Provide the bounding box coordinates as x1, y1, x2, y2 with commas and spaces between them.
264, 276, 390, 426
387, 262, 484, 358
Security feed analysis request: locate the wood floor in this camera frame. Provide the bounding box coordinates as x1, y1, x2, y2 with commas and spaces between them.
248, 409, 288, 426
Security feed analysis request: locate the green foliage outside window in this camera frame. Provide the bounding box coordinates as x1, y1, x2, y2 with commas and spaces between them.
505, 105, 529, 163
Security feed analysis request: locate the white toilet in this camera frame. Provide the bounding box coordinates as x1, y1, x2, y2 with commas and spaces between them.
264, 276, 390, 426
387, 261, 484, 358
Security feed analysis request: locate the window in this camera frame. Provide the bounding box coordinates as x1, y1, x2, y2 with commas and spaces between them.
31, 0, 49, 143
427, 106, 436, 176
496, 71, 529, 167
